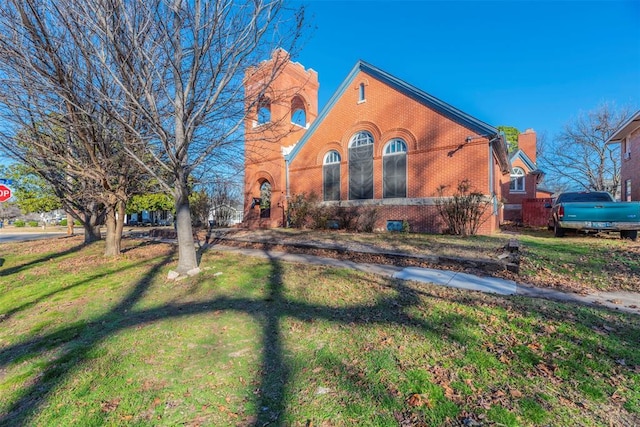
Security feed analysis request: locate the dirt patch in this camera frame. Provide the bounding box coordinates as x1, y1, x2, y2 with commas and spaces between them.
207, 229, 520, 279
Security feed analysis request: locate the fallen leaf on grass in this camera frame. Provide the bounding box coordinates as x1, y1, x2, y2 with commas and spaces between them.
406, 393, 432, 408
101, 398, 121, 413
509, 389, 523, 398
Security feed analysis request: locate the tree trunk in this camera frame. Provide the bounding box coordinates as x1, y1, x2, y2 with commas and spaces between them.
67, 212, 74, 235
116, 199, 126, 243
83, 220, 102, 243
174, 181, 198, 275
104, 197, 127, 256
103, 207, 121, 256
83, 203, 103, 243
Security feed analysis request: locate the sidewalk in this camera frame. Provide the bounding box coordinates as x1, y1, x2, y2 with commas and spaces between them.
203, 240, 640, 316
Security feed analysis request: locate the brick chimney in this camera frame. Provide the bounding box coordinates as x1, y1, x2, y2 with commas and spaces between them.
518, 129, 537, 164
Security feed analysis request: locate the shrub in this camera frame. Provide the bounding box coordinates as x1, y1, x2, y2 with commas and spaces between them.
357, 206, 379, 232
308, 202, 332, 230
59, 219, 67, 226
434, 179, 492, 236
334, 206, 359, 231
28, 221, 39, 227
14, 220, 25, 227
286, 193, 314, 228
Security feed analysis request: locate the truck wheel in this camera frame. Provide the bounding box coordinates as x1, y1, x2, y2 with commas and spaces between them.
553, 221, 565, 237
621, 230, 638, 241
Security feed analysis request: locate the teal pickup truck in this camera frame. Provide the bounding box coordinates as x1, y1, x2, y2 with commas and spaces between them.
546, 191, 639, 241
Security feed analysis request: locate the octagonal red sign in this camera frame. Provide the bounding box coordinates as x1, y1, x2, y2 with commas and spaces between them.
0, 184, 12, 202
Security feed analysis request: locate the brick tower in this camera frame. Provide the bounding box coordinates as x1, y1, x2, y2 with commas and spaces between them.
243, 50, 319, 227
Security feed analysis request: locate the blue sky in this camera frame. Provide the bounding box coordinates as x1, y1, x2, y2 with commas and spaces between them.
291, 0, 640, 139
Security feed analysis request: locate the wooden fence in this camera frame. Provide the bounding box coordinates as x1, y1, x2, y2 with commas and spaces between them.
522, 198, 552, 227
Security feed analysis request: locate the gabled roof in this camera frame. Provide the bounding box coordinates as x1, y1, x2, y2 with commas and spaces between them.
606, 110, 640, 144
509, 149, 536, 171
510, 148, 544, 177
286, 61, 503, 162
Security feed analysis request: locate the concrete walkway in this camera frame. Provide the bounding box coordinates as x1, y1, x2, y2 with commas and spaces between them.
206, 243, 640, 316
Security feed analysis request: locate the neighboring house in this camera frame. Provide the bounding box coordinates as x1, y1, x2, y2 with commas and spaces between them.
502, 129, 545, 222
209, 203, 244, 227
243, 50, 513, 234
606, 111, 640, 201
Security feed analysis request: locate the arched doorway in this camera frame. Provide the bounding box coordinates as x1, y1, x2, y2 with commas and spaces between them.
259, 181, 271, 219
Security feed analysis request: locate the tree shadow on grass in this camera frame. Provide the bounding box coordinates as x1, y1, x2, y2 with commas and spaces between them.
0, 238, 86, 277
1, 247, 639, 425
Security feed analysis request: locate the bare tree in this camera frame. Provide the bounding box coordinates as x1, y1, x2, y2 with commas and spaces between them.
66, 0, 306, 274
209, 177, 243, 227
0, 0, 150, 254
539, 103, 633, 198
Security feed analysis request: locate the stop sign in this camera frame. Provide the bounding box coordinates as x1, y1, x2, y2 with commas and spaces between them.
0, 184, 11, 202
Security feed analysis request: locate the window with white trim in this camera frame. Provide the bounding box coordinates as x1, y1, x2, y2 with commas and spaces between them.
509, 167, 525, 192
349, 131, 374, 200
383, 138, 407, 198
358, 83, 365, 102
323, 151, 341, 201
626, 179, 632, 202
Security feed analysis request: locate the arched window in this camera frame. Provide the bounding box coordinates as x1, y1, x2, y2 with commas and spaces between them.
510, 167, 525, 192
348, 131, 374, 200
257, 96, 271, 125
260, 181, 271, 218
291, 96, 306, 127
383, 139, 407, 198
323, 151, 341, 201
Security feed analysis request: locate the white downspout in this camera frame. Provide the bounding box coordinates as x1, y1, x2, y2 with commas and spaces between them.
488, 136, 498, 216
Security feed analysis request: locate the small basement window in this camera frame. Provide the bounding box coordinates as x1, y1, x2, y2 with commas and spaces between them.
386, 220, 404, 232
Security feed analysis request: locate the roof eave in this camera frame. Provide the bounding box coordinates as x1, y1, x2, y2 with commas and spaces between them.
289, 60, 503, 162
605, 110, 640, 144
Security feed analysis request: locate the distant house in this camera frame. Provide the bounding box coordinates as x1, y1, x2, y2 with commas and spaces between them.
606, 111, 640, 201
210, 203, 244, 227
501, 129, 545, 222
243, 50, 520, 234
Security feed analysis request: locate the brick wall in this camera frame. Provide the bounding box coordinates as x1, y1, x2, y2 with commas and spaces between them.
287, 69, 502, 233
244, 51, 319, 227
502, 157, 538, 222
245, 59, 508, 234
621, 127, 640, 201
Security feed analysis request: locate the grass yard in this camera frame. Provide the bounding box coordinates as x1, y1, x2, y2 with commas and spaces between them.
219, 227, 640, 294
514, 230, 640, 293
0, 235, 639, 426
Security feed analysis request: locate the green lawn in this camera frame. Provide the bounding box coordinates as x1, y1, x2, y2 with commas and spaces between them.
514, 230, 640, 292
1, 236, 639, 426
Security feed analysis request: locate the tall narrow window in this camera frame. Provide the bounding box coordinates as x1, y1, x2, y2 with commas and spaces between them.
509, 167, 525, 192
260, 181, 271, 218
257, 96, 271, 125
626, 179, 632, 202
383, 139, 407, 198
358, 83, 365, 102
323, 151, 341, 201
349, 131, 374, 200
291, 96, 306, 127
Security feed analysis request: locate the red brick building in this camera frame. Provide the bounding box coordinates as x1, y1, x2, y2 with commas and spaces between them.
243, 51, 511, 234
502, 129, 546, 222
607, 111, 640, 201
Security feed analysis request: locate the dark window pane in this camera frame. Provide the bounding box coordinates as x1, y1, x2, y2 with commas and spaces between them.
349, 144, 373, 200
383, 153, 406, 198
323, 163, 341, 201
